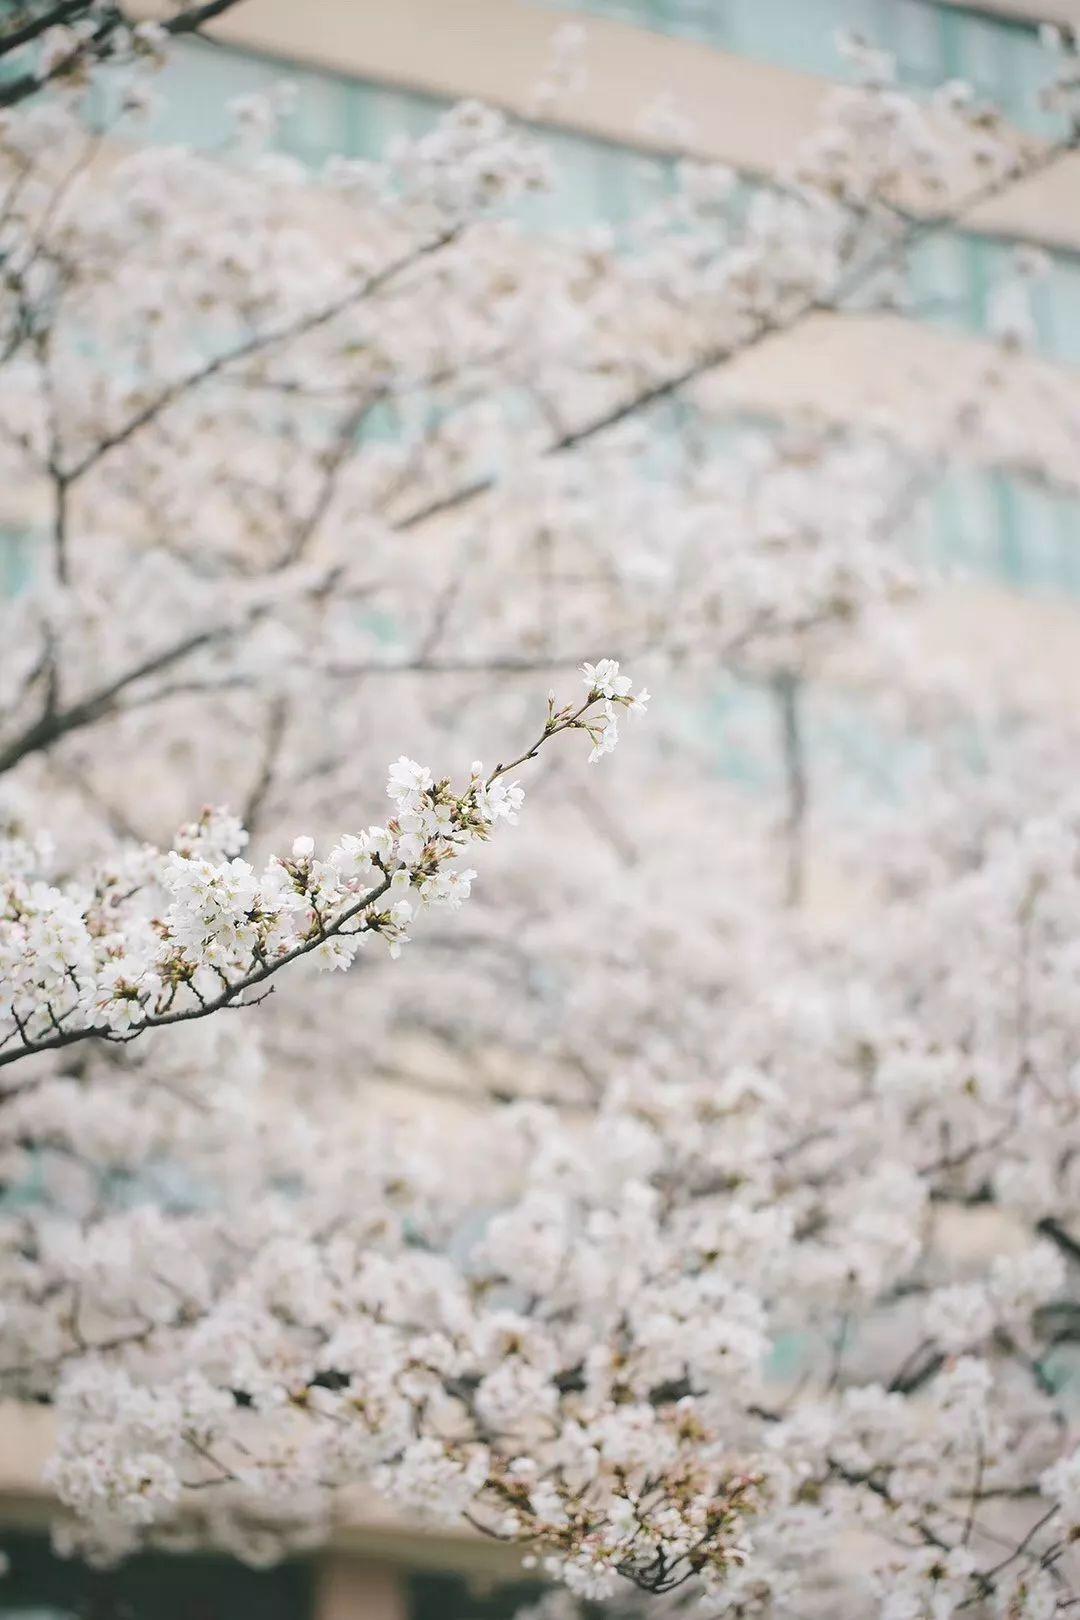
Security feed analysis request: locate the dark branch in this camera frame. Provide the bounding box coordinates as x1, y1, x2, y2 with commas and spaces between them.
0, 2, 248, 110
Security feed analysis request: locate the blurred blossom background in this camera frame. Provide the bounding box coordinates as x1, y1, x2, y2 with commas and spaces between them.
2, 1, 1080, 1617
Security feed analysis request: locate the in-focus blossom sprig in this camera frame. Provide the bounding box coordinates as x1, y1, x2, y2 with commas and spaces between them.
574, 660, 650, 764
0, 669, 645, 1068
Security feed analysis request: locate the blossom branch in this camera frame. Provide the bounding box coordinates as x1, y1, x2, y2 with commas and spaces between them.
0, 665, 647, 1069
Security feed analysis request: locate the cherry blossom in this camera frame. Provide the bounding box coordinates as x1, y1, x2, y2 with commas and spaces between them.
0, 14, 1080, 1620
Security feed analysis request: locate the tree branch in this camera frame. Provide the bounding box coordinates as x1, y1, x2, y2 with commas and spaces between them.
773, 669, 807, 908
391, 133, 1080, 535
0, 1, 248, 110
0, 691, 612, 1070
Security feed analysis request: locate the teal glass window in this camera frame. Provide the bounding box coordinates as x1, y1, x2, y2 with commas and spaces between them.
921, 466, 1080, 595
0, 530, 32, 597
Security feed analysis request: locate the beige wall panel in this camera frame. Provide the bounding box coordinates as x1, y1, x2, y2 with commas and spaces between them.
965, 157, 1080, 252
0, 1401, 53, 1496
195, 0, 826, 172
0, 1401, 55, 1532
315, 1555, 408, 1620
904, 584, 1080, 711
698, 309, 1080, 488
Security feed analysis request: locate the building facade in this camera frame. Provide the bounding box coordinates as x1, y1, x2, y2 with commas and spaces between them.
2, 0, 1080, 1614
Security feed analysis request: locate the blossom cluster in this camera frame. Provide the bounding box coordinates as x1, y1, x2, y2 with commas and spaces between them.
0, 671, 641, 1064
0, 11, 1078, 1620
18, 801, 1080, 1608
